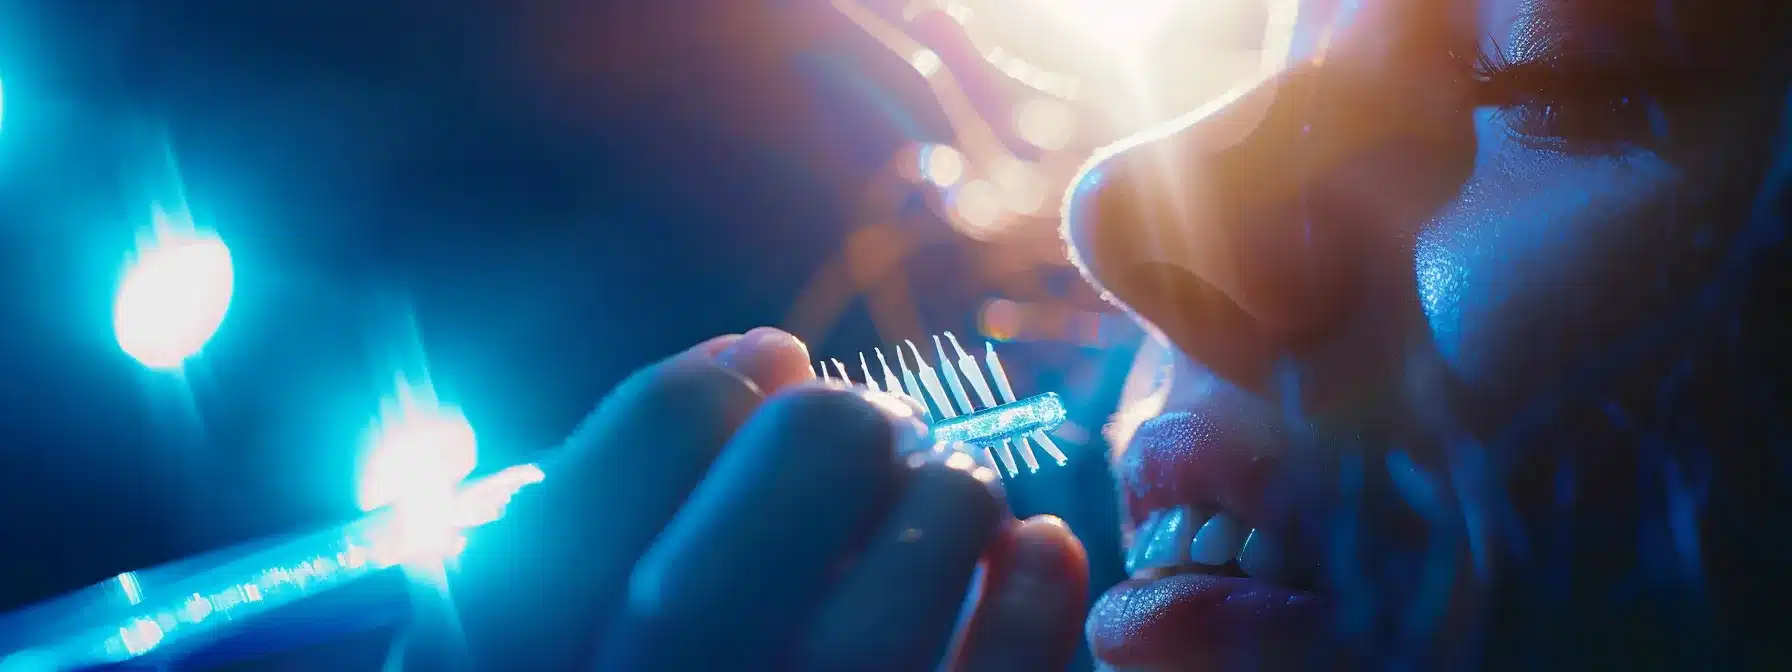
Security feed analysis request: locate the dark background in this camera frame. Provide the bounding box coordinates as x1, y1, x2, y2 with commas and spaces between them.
0, 0, 1129, 667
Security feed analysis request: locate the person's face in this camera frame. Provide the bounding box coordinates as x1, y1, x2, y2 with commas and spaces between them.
1063, 0, 1790, 668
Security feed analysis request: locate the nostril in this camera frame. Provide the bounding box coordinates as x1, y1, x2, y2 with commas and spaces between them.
1114, 263, 1277, 393
1065, 150, 1283, 393
1063, 120, 1366, 354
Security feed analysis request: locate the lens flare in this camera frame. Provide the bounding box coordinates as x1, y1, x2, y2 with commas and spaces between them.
943, 0, 1284, 121
354, 379, 487, 570
1023, 0, 1184, 53
356, 384, 478, 514
113, 229, 234, 370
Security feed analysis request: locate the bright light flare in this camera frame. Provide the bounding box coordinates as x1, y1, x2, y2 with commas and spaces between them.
1027, 0, 1182, 53
362, 464, 546, 569
113, 229, 235, 370
939, 0, 1287, 115
356, 381, 492, 568
357, 386, 478, 513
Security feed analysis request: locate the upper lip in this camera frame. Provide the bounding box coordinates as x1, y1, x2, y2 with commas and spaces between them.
1119, 408, 1286, 537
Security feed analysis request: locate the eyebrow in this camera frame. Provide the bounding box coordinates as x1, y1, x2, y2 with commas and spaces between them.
1513, 0, 1784, 70
1506, 0, 1664, 61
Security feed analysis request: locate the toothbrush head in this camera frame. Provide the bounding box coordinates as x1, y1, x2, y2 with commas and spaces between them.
827, 333, 1069, 477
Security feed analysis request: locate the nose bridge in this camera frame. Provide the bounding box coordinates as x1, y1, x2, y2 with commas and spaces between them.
1066, 62, 1369, 333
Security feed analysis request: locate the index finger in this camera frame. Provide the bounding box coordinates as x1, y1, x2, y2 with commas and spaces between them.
440, 333, 796, 668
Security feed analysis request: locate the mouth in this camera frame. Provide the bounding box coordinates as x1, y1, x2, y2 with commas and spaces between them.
1088, 410, 1324, 670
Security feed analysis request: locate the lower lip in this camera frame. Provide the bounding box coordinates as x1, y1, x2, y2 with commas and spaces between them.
1087, 574, 1322, 669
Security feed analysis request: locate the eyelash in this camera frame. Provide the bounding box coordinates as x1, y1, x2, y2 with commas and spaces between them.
1468, 44, 1671, 155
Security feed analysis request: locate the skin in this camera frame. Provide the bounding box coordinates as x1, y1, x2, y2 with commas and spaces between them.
397, 327, 1089, 671
1061, 0, 1792, 668
411, 0, 1789, 668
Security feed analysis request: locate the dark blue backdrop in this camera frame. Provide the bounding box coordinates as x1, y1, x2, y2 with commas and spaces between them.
0, 1, 1126, 667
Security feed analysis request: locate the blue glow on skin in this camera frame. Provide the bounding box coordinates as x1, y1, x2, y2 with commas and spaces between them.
1414, 108, 1677, 379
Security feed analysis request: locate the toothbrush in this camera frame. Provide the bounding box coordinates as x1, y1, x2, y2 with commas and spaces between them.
0, 464, 545, 670
1, 336, 1069, 669
820, 333, 1068, 477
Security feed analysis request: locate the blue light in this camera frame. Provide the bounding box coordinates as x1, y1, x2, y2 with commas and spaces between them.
113, 225, 234, 370
357, 381, 478, 514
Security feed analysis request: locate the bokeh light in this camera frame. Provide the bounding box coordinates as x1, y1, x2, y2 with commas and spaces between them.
949, 179, 1007, 239
979, 298, 1022, 341
909, 49, 943, 78
1014, 98, 1075, 150
989, 158, 1049, 213
113, 227, 235, 370
918, 143, 965, 187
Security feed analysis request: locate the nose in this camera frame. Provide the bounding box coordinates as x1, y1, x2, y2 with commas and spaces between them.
1064, 50, 1473, 403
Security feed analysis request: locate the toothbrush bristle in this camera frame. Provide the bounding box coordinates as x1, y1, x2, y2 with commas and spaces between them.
829, 334, 1068, 477
1014, 436, 1042, 472
946, 331, 968, 359
934, 335, 976, 416
858, 353, 880, 393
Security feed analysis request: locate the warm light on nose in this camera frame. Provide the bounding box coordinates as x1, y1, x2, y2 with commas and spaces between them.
113, 227, 235, 370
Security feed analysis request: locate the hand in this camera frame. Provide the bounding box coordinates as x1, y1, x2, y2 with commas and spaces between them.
392, 328, 1088, 671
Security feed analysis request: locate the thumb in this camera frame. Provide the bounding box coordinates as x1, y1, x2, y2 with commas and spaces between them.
950, 515, 1090, 672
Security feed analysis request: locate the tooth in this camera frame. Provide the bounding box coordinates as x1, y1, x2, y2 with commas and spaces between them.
1236, 529, 1285, 583
1189, 512, 1250, 566
1124, 510, 1165, 575
1130, 506, 1194, 574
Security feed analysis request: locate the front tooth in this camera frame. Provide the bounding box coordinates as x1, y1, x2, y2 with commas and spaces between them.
1189, 511, 1250, 566
1131, 506, 1194, 573
1236, 529, 1285, 583
1124, 509, 1165, 574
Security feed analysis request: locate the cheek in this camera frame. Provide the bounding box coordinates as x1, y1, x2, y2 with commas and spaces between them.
1413, 112, 1686, 401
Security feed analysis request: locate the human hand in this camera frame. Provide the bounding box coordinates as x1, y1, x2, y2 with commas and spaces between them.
392, 328, 1088, 671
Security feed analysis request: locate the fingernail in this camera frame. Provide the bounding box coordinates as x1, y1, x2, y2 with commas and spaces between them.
717, 327, 810, 390
718, 327, 801, 366
687, 334, 743, 359
1010, 516, 1075, 576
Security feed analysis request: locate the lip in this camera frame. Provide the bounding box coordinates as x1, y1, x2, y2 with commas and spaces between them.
1088, 574, 1322, 668
1116, 410, 1283, 529
1092, 409, 1323, 669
